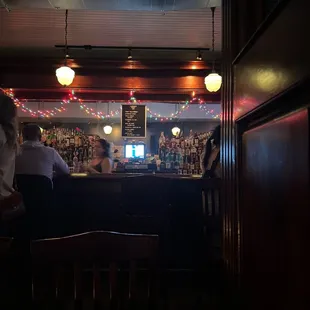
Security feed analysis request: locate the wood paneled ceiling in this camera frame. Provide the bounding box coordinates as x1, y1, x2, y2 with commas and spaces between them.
0, 5, 222, 103
0, 7, 221, 60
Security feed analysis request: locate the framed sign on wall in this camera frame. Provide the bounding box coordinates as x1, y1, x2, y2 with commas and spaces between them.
121, 105, 146, 138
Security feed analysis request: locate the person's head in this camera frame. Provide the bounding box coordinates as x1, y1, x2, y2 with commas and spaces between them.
203, 125, 221, 170
94, 138, 111, 158
210, 125, 221, 147
0, 93, 18, 149
22, 124, 42, 142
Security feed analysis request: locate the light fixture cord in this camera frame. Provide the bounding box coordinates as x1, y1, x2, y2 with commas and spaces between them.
64, 9, 68, 65
211, 7, 215, 72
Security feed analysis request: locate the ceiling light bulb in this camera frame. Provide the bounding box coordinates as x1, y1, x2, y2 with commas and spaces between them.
56, 66, 75, 86
196, 50, 202, 60
204, 72, 222, 92
128, 49, 132, 60
103, 125, 113, 135
171, 127, 181, 136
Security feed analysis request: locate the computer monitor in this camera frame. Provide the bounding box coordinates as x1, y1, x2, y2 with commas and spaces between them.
124, 144, 145, 159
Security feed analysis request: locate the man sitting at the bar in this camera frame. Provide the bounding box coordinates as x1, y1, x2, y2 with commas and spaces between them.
15, 124, 69, 180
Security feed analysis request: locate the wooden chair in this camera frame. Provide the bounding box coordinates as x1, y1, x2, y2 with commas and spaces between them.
15, 174, 54, 239
31, 231, 159, 310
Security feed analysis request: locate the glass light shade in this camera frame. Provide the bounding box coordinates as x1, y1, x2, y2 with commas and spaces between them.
204, 72, 222, 92
103, 125, 113, 135
171, 126, 181, 136
56, 66, 75, 86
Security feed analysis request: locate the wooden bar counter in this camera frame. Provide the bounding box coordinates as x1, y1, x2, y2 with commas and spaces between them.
49, 173, 220, 267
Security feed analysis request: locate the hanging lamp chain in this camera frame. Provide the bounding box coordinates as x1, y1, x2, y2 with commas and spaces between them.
211, 7, 215, 72
64, 9, 68, 66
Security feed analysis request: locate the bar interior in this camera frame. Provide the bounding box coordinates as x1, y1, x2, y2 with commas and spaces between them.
3, 1, 307, 309
0, 3, 225, 306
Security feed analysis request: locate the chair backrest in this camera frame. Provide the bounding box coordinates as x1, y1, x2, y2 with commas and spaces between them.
15, 174, 54, 239
15, 174, 53, 210
31, 231, 159, 310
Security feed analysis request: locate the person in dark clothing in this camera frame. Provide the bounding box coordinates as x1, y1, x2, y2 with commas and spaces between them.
202, 125, 221, 178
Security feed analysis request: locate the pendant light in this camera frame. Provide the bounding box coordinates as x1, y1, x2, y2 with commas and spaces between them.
171, 104, 181, 137
103, 103, 113, 135
204, 7, 222, 92
171, 127, 181, 136
56, 10, 75, 87
103, 125, 113, 135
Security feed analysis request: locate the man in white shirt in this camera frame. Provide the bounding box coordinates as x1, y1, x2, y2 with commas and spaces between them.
15, 124, 69, 180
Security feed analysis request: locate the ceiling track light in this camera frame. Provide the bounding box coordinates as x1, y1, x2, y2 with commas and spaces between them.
196, 50, 202, 61
127, 49, 133, 60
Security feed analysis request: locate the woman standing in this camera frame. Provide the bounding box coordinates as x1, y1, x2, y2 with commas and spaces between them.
87, 138, 112, 174
202, 125, 221, 178
0, 94, 20, 214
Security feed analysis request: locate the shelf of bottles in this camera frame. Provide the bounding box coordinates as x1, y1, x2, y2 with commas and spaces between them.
39, 128, 98, 172
158, 131, 212, 175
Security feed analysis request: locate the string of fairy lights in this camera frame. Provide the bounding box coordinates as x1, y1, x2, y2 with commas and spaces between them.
199, 103, 221, 119
2, 89, 220, 121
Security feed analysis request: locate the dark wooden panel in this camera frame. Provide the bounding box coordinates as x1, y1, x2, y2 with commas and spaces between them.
222, 0, 310, 308
11, 90, 220, 103
242, 109, 310, 309
0, 59, 213, 71
234, 0, 310, 119
221, 0, 240, 280
2, 74, 210, 93
0, 58, 220, 100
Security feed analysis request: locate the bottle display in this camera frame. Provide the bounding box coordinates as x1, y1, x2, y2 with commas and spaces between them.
158, 130, 212, 175
40, 127, 98, 172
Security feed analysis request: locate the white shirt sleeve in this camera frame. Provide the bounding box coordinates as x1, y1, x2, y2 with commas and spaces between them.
53, 149, 70, 175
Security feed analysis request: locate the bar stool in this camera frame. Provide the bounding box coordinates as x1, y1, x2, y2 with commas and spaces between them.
31, 231, 159, 310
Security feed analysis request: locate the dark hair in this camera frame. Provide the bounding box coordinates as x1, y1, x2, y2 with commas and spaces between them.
0, 94, 18, 149
22, 124, 41, 141
97, 138, 111, 158
203, 125, 221, 170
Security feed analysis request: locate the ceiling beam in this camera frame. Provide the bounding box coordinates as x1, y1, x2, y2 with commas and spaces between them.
11, 89, 220, 103
55, 45, 211, 52
1, 71, 214, 91
0, 58, 221, 102
0, 58, 215, 70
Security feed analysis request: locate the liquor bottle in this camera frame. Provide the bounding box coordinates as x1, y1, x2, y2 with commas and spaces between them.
78, 147, 83, 162
69, 130, 75, 145
51, 131, 57, 147
194, 133, 199, 146
18, 133, 23, 144
73, 150, 79, 172
88, 145, 93, 160
160, 161, 166, 171
174, 159, 179, 171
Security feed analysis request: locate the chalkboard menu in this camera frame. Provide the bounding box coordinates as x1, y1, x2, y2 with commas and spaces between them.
121, 105, 146, 138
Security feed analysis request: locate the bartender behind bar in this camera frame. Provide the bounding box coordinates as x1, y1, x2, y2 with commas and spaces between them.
85, 139, 112, 174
